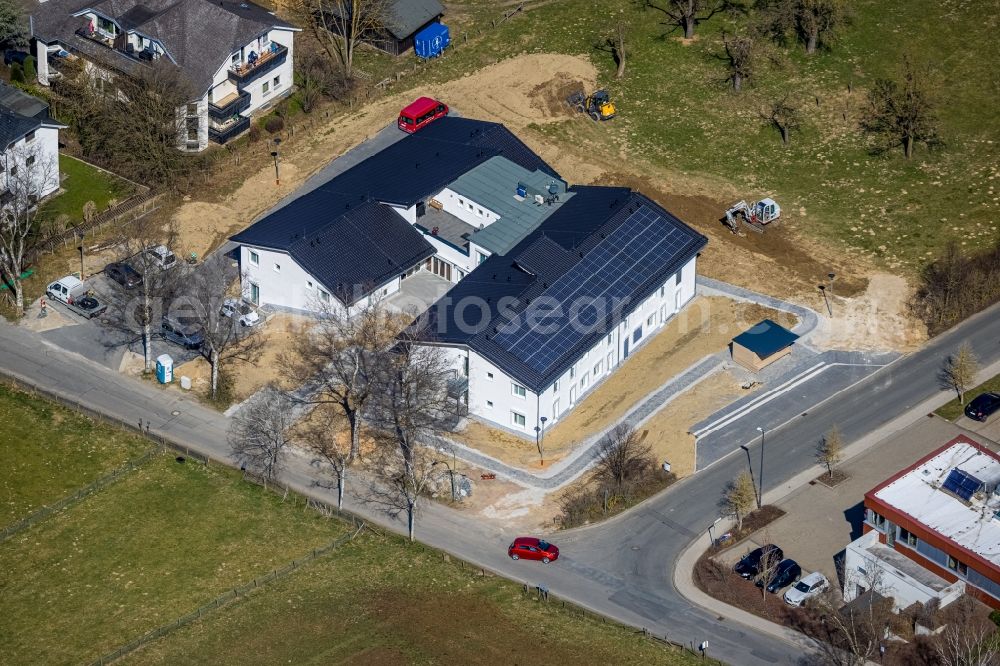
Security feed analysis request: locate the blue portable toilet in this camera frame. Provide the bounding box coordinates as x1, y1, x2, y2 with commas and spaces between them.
156, 354, 173, 384
414, 22, 449, 59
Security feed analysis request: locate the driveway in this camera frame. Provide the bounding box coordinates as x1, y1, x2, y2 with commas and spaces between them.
956, 413, 1000, 444
751, 417, 982, 587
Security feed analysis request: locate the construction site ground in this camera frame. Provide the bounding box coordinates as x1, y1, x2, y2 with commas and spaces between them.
450, 296, 797, 471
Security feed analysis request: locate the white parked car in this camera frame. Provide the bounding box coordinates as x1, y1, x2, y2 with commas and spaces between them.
783, 571, 829, 607
220, 298, 260, 327
143, 245, 177, 270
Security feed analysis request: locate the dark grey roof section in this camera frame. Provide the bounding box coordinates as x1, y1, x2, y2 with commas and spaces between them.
0, 82, 50, 120
0, 107, 43, 148
30, 0, 297, 94
387, 0, 443, 40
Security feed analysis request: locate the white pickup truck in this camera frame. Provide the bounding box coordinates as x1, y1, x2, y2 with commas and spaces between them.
46, 275, 108, 319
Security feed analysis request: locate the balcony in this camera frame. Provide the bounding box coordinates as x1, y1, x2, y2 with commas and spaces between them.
209, 90, 251, 120
75, 26, 158, 64
228, 44, 287, 87
208, 115, 250, 145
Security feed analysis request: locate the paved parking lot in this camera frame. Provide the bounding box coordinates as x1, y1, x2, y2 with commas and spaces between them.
956, 413, 1000, 445
742, 416, 991, 590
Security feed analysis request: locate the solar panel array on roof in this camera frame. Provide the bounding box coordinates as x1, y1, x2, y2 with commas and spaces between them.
490, 204, 690, 375
943, 468, 983, 502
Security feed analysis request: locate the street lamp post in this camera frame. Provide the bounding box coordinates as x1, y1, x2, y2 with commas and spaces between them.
740, 444, 761, 509
818, 284, 831, 317
756, 426, 766, 507
271, 137, 282, 185
432, 457, 457, 502
707, 516, 722, 547
535, 416, 548, 466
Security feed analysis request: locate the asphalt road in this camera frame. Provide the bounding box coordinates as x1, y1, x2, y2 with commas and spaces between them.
1, 300, 998, 665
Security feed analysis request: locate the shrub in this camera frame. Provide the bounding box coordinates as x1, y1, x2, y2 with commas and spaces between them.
10, 62, 24, 83
264, 115, 284, 134
248, 123, 261, 143
990, 609, 1000, 627
23, 56, 35, 83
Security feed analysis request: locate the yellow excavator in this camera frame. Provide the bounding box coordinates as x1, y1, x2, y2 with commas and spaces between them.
567, 89, 616, 121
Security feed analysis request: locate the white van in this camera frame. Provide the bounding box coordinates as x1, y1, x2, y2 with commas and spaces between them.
144, 245, 177, 270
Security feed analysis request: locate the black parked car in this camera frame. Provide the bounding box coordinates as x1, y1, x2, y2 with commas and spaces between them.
105, 262, 143, 289
965, 393, 1000, 423
756, 558, 802, 593
734, 544, 783, 579
4, 50, 29, 66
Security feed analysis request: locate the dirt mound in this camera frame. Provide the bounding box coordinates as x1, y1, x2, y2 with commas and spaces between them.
811, 273, 927, 351
527, 74, 587, 118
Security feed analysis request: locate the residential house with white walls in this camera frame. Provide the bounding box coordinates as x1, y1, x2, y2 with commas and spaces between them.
0, 81, 63, 205
29, 0, 298, 150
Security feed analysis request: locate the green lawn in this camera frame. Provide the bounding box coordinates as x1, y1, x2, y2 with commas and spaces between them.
38, 154, 131, 225
356, 0, 999, 270
0, 454, 346, 665
0, 382, 150, 526
124, 534, 699, 666
937, 374, 1000, 421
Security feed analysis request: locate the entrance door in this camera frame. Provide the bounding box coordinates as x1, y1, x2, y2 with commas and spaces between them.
623, 337, 630, 359
569, 386, 576, 405
249, 282, 259, 305
675, 289, 682, 311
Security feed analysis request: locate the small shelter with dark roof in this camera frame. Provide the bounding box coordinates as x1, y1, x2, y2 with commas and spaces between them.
731, 319, 799, 372
372, 0, 444, 55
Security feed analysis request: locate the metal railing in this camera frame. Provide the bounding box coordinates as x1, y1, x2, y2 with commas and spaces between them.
208, 115, 251, 144
209, 90, 251, 120
227, 44, 287, 86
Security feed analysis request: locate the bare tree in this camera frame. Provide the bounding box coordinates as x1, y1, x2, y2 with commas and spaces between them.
757, 0, 849, 54
642, 0, 727, 39
100, 214, 180, 372
598, 14, 631, 79
934, 596, 1000, 666
0, 145, 59, 316
283, 293, 403, 462
593, 423, 653, 493
722, 470, 757, 531
811, 564, 893, 666
722, 31, 756, 92
942, 342, 979, 405
293, 0, 392, 80
817, 425, 844, 479
170, 252, 264, 400
861, 56, 942, 159
368, 341, 454, 541
752, 536, 783, 604
53, 55, 200, 185
229, 385, 295, 487
300, 404, 352, 510
913, 239, 1000, 335
760, 94, 800, 145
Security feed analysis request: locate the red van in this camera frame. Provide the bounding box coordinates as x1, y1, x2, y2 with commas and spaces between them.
398, 96, 448, 133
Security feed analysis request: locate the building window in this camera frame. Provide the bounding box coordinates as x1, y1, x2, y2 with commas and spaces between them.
633, 327, 642, 343
593, 361, 602, 376
486, 400, 493, 408
273, 75, 281, 89
647, 314, 655, 327
97, 16, 116, 35
867, 509, 886, 531
487, 372, 494, 380
607, 333, 613, 346
660, 285, 665, 298
273, 263, 281, 272
186, 103, 198, 116
24, 130, 35, 143
319, 289, 330, 303
477, 208, 483, 216
512, 383, 526, 398
947, 556, 968, 577
25, 155, 34, 167
458, 198, 464, 206
511, 411, 526, 428
263, 81, 270, 96
675, 271, 681, 286
249, 250, 259, 266
580, 372, 589, 389
552, 398, 560, 416
569, 365, 576, 380
467, 203, 473, 211
607, 351, 613, 369
553, 379, 560, 393
10, 165, 16, 176
477, 251, 488, 264
187, 128, 198, 141
306, 280, 313, 289
897, 527, 917, 548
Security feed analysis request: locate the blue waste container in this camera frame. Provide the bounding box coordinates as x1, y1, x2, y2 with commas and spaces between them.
414, 22, 450, 59
156, 354, 173, 384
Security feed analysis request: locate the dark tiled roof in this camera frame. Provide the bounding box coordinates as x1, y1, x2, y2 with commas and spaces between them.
417, 187, 708, 392
232, 193, 434, 306
387, 0, 443, 39
30, 0, 295, 93
0, 107, 42, 147
732, 319, 798, 358
0, 82, 49, 120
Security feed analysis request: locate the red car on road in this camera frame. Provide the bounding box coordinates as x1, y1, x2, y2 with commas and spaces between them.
508, 537, 559, 563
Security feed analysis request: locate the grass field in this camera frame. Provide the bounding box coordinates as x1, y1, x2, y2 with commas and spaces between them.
38, 155, 131, 225
936, 373, 1000, 421
357, 0, 998, 270
0, 386, 700, 665
0, 454, 346, 665
0, 382, 150, 526
123, 533, 698, 666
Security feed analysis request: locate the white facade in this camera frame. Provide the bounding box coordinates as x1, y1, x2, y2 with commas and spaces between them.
437, 187, 501, 228
844, 531, 965, 611
2, 124, 61, 201
443, 255, 699, 434
238, 244, 401, 316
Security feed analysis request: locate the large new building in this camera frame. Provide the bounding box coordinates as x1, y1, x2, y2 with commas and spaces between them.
845, 435, 1000, 610
228, 115, 707, 431
30, 0, 298, 150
